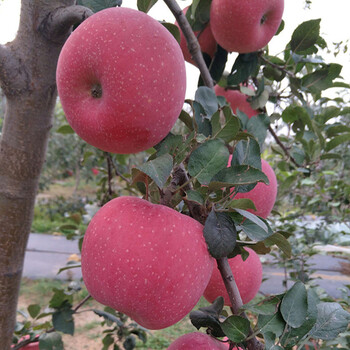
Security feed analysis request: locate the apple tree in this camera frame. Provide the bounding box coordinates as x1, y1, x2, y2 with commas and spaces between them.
0, 0, 349, 349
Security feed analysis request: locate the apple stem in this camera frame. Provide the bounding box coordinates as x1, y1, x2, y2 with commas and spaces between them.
163, 0, 214, 88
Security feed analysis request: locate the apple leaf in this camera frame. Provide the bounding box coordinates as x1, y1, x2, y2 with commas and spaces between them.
208, 165, 268, 192
309, 302, 350, 340
325, 133, 350, 152
228, 198, 257, 211
76, 0, 120, 13
154, 133, 183, 157
246, 113, 270, 147
185, 190, 205, 206
28, 304, 41, 319
227, 53, 259, 86
188, 139, 229, 185
281, 281, 308, 328
211, 106, 240, 143
240, 218, 273, 241
195, 86, 219, 119
186, 0, 211, 31
290, 19, 321, 54
190, 297, 226, 337
38, 332, 64, 350
263, 232, 292, 258
242, 296, 281, 315
136, 153, 173, 189
193, 101, 212, 136
257, 311, 286, 337
160, 22, 181, 44
221, 315, 250, 342
52, 308, 75, 335
56, 124, 74, 134
203, 210, 237, 259
137, 0, 157, 13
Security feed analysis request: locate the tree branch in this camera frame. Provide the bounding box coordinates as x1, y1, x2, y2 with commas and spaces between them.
39, 5, 94, 43
163, 0, 214, 88
268, 125, 300, 167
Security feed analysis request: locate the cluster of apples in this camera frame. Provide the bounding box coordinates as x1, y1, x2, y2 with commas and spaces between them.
54, 1, 281, 348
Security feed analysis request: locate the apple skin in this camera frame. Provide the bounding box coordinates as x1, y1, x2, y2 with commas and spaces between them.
81, 196, 214, 330
215, 85, 258, 119
175, 7, 217, 65
204, 248, 262, 306
167, 333, 231, 350
210, 0, 284, 53
12, 337, 39, 350
233, 159, 277, 219
56, 7, 186, 154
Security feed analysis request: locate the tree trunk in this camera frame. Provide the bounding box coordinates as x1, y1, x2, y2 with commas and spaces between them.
0, 1, 92, 348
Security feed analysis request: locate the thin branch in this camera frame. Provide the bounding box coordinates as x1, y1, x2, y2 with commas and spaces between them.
163, 0, 214, 88
39, 5, 94, 43
260, 54, 296, 78
268, 125, 300, 167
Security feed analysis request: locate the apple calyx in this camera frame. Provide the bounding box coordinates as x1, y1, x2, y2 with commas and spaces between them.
91, 84, 102, 99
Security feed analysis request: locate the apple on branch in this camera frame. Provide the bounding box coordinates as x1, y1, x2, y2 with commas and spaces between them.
81, 196, 214, 330
56, 7, 186, 154
175, 6, 217, 66
233, 159, 278, 219
167, 332, 239, 350
204, 248, 263, 305
215, 85, 258, 119
210, 0, 284, 53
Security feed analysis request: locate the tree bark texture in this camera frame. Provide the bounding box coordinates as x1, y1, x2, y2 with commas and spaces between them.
0, 1, 91, 348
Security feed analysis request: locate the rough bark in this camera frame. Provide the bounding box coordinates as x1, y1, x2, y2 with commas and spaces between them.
0, 1, 91, 348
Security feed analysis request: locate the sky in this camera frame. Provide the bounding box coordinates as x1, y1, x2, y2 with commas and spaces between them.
0, 0, 349, 99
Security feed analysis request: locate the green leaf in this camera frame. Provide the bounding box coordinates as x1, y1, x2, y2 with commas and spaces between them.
221, 315, 250, 342
302, 64, 342, 93
185, 190, 205, 206
257, 312, 286, 337
179, 110, 194, 131
52, 309, 75, 335
281, 282, 308, 328
240, 218, 273, 241
137, 0, 157, 13
231, 139, 261, 170
227, 53, 259, 85
228, 198, 257, 211
160, 22, 180, 44
77, 0, 120, 13
49, 288, 73, 309
246, 114, 270, 147
195, 86, 219, 118
188, 139, 229, 185
56, 125, 74, 134
123, 335, 136, 350
211, 106, 240, 143
136, 153, 173, 188
235, 209, 267, 231
209, 165, 268, 191
242, 296, 281, 315
190, 297, 226, 338
310, 302, 350, 340
28, 304, 41, 319
39, 332, 64, 350
264, 233, 292, 258
194, 101, 212, 136
93, 309, 124, 326
203, 211, 237, 259
186, 0, 211, 31
325, 133, 350, 151
290, 19, 321, 54
154, 133, 182, 157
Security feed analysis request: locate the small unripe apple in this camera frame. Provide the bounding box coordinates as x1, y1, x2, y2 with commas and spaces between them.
167, 332, 230, 350
210, 0, 284, 53
175, 7, 217, 65
81, 196, 214, 330
234, 159, 277, 219
57, 7, 186, 154
215, 85, 258, 119
204, 248, 262, 305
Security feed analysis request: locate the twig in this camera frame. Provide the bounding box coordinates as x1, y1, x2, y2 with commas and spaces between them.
106, 153, 131, 184
260, 54, 296, 78
268, 125, 300, 167
163, 0, 214, 88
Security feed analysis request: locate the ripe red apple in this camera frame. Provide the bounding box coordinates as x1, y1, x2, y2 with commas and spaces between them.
175, 7, 217, 65
204, 248, 262, 306
233, 159, 277, 219
56, 7, 186, 154
12, 337, 39, 349
91, 167, 99, 176
167, 332, 231, 350
81, 196, 214, 330
210, 0, 284, 53
215, 85, 258, 119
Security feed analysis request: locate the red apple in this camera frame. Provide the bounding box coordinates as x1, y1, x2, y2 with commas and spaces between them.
12, 336, 39, 349
210, 0, 284, 53
167, 332, 230, 350
91, 167, 99, 176
204, 248, 262, 306
81, 196, 214, 330
215, 85, 258, 119
233, 159, 277, 219
175, 7, 217, 65
56, 7, 186, 154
